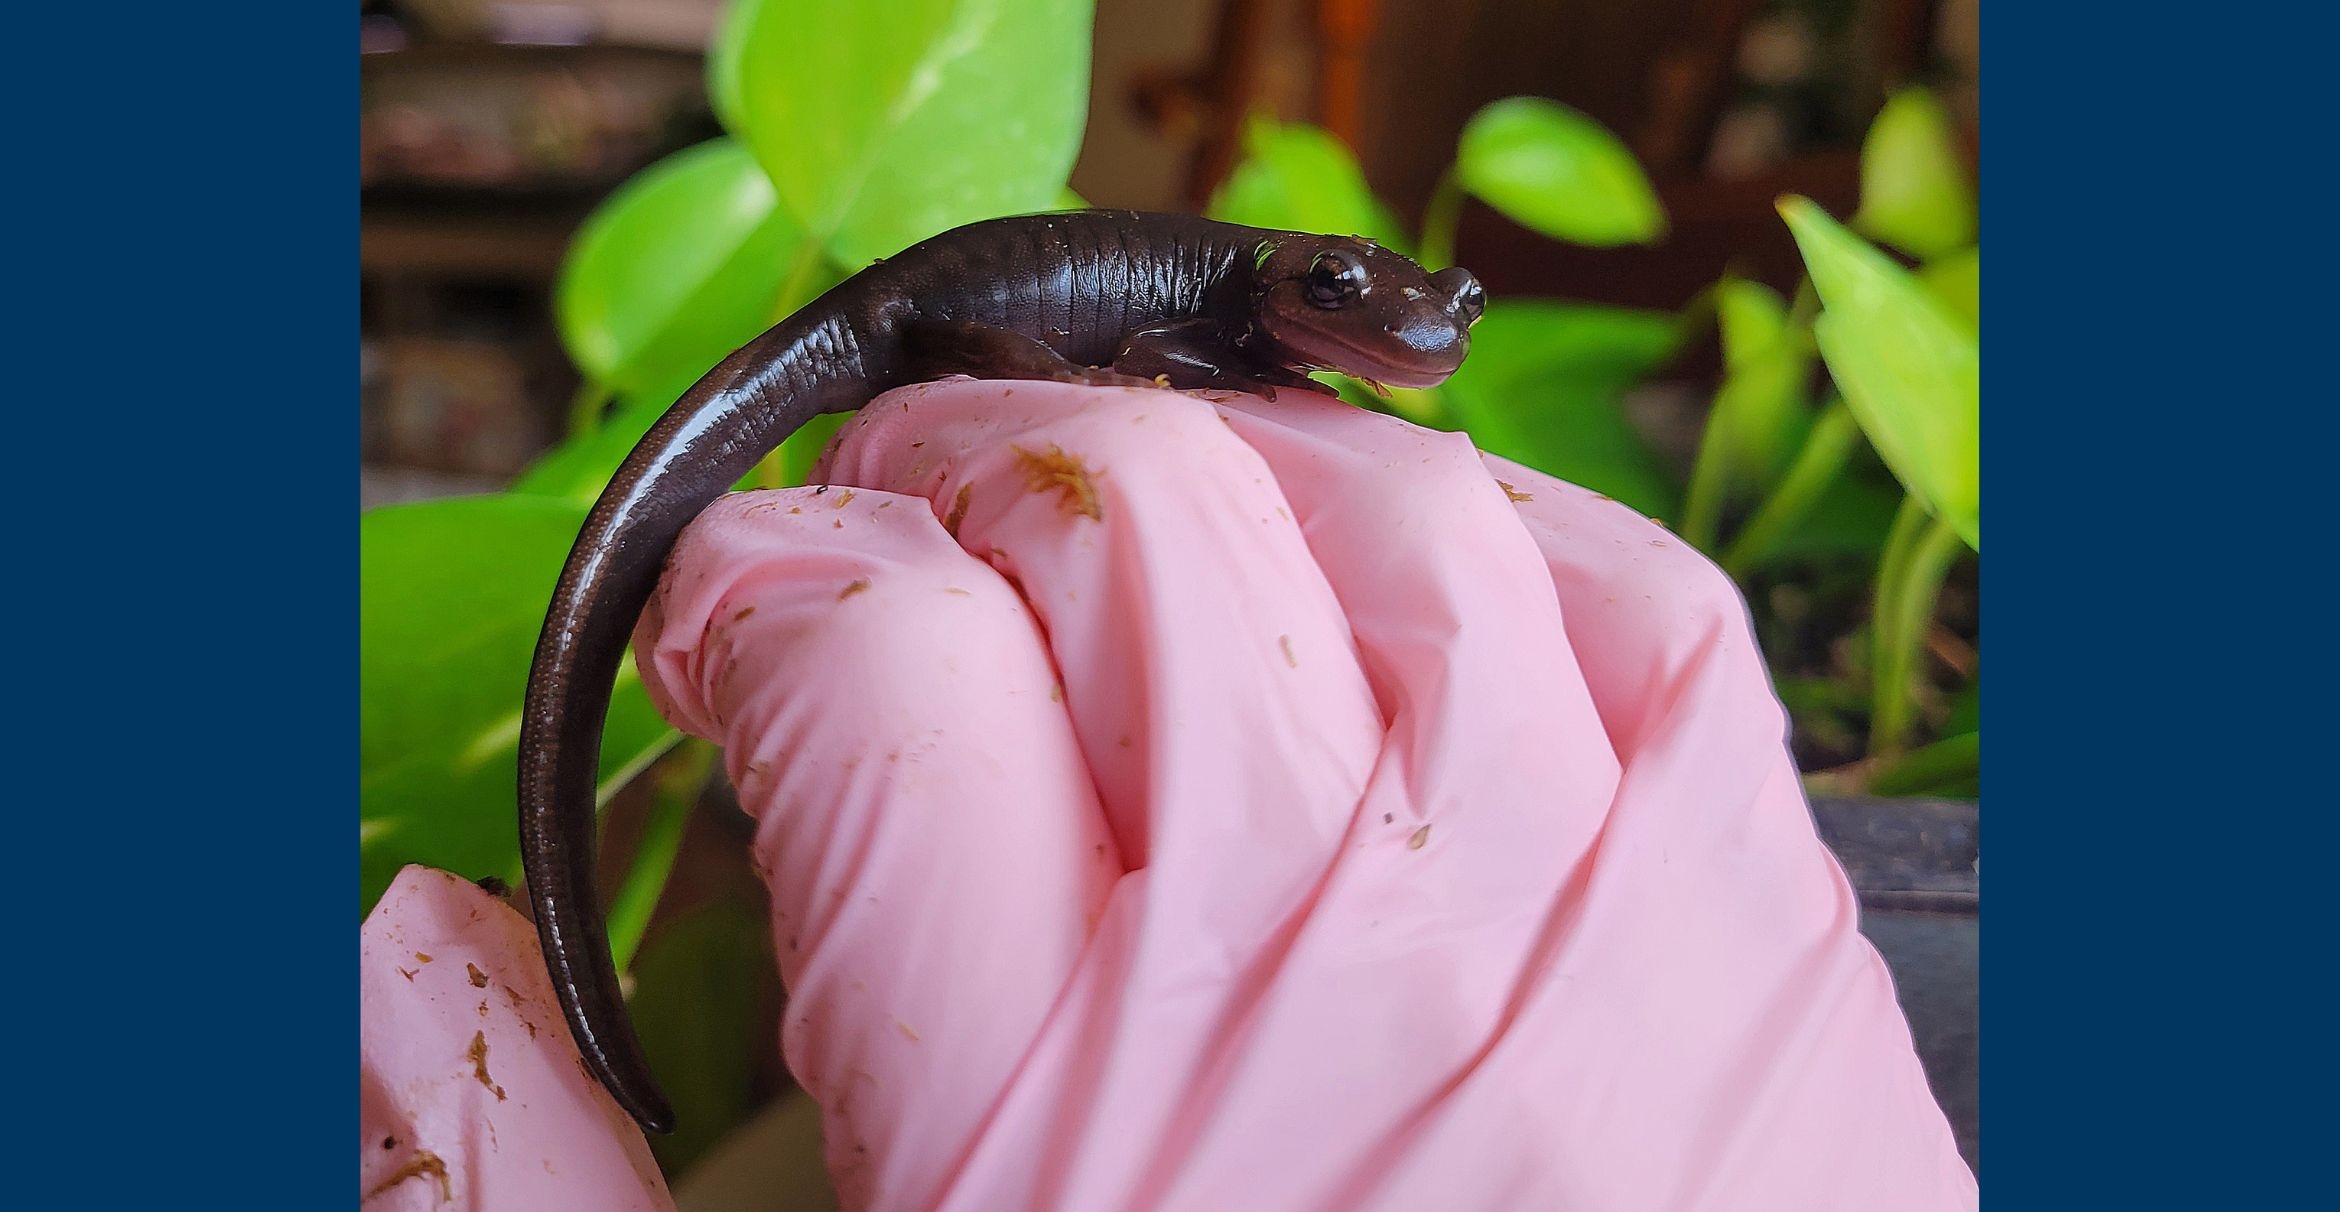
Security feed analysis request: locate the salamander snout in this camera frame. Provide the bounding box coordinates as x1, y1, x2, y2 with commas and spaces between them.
1430, 267, 1485, 327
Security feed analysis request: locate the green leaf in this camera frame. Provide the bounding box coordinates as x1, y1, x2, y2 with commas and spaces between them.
725, 0, 1094, 266
1682, 278, 1820, 548
605, 742, 715, 974
510, 366, 702, 506
1917, 246, 1980, 333
1854, 88, 1975, 260
1780, 197, 1979, 549
706, 1, 751, 137
1868, 495, 1966, 756
632, 902, 779, 1175
1867, 730, 1979, 798
1454, 97, 1667, 248
1438, 300, 1683, 516
1207, 118, 1410, 250
556, 139, 801, 394
1716, 278, 1790, 367
362, 496, 679, 912
512, 358, 855, 507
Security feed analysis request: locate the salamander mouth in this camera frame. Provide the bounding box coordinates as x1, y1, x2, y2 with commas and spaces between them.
1268, 324, 1467, 389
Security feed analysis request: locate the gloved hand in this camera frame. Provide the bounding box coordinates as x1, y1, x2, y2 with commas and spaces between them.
622, 378, 1976, 1210
360, 866, 676, 1211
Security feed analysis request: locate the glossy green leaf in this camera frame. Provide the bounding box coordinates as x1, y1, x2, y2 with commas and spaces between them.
1207, 118, 1410, 250
362, 496, 679, 912
725, 0, 1094, 266
1439, 300, 1683, 516
1454, 97, 1667, 248
1854, 88, 1975, 260
556, 139, 801, 394
1781, 198, 1979, 549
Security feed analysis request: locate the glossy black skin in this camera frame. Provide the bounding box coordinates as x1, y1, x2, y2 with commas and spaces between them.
520, 210, 1484, 1134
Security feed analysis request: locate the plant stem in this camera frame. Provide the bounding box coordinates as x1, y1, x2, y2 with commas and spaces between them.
607, 739, 716, 973
1869, 497, 1964, 759
1417, 165, 1465, 270
1721, 399, 1859, 574
1680, 405, 1735, 551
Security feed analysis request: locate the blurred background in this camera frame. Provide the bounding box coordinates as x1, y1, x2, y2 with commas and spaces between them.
361, 1, 1979, 1202
361, 0, 1974, 500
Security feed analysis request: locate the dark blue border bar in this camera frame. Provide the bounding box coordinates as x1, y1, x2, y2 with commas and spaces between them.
1990, 7, 2333, 1205
14, 5, 347, 1200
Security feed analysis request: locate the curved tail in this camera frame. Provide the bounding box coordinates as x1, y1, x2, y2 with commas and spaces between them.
517, 326, 855, 1134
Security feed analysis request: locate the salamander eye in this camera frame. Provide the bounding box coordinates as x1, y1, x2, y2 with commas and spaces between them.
1305, 251, 1369, 308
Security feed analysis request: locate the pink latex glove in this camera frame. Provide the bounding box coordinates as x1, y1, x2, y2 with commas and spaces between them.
361, 866, 676, 1211
629, 378, 1977, 1211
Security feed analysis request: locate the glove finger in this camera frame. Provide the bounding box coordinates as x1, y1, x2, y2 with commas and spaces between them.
360, 866, 674, 1211
811, 380, 1397, 1207
633, 488, 1119, 1212
1037, 392, 1618, 1206
816, 380, 1386, 937
1349, 455, 1975, 1206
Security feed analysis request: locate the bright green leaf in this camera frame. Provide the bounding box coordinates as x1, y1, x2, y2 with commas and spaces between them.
1780, 197, 1979, 549
512, 353, 858, 508
556, 139, 800, 394
1454, 97, 1667, 248
1207, 118, 1410, 250
362, 496, 679, 912
1716, 278, 1790, 367
1917, 246, 1980, 333
1713, 279, 1815, 484
1683, 279, 1816, 547
1854, 88, 1975, 260
510, 366, 706, 505
1438, 300, 1683, 516
706, 1, 751, 137
726, 0, 1094, 265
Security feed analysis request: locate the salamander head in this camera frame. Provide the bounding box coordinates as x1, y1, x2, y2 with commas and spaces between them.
1248, 235, 1484, 389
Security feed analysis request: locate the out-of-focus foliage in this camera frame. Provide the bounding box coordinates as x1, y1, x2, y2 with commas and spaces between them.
555, 139, 798, 395
1453, 97, 1668, 248
362, 0, 1099, 918
360, 496, 678, 911
1782, 199, 1979, 551
1221, 93, 1977, 791
1208, 118, 1411, 251
1855, 88, 1976, 261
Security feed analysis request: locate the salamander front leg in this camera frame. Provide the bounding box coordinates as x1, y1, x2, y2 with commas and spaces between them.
1110, 319, 1339, 400
903, 319, 1157, 388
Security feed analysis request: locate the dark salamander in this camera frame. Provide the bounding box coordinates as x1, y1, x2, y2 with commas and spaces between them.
520, 209, 1485, 1133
